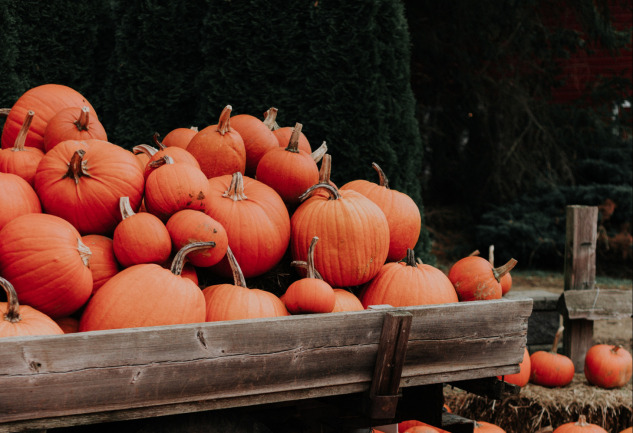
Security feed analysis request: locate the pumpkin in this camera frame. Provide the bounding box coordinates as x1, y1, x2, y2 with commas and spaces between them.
291, 183, 390, 287
552, 415, 607, 433
202, 246, 289, 321
143, 155, 210, 221
340, 163, 421, 262
447, 255, 517, 301
112, 197, 173, 268
1, 84, 96, 152
619, 428, 632, 433
162, 126, 198, 149
584, 344, 632, 389
0, 110, 44, 186
53, 316, 80, 334
78, 242, 209, 331
187, 105, 246, 178
133, 133, 200, 178
43, 106, 107, 152
403, 426, 442, 433
498, 347, 531, 387
474, 421, 506, 432
0, 213, 93, 318
81, 234, 120, 294
488, 245, 512, 295
204, 172, 291, 279
530, 326, 575, 387
166, 209, 228, 267
230, 112, 278, 176
0, 171, 42, 232
255, 122, 320, 204
265, 109, 312, 154
34, 139, 145, 236
0, 276, 64, 338
332, 289, 364, 312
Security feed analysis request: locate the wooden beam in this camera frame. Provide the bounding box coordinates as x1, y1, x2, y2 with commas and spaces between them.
559, 289, 632, 320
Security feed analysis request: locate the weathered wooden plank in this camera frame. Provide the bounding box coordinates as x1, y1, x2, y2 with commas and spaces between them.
0, 298, 532, 431
559, 288, 632, 320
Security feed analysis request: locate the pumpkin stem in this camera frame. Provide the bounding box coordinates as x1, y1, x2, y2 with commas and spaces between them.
263, 107, 279, 130
611, 344, 623, 354
371, 162, 389, 189
306, 236, 320, 279
132, 143, 159, 156
77, 238, 92, 268
171, 241, 216, 276
575, 415, 589, 426
488, 244, 495, 266
152, 132, 167, 150
73, 106, 91, 132
318, 154, 332, 185
0, 108, 10, 117
290, 260, 324, 280
222, 172, 248, 201
284, 123, 303, 153
551, 326, 564, 353
311, 141, 328, 163
63, 149, 91, 184
468, 249, 480, 257
119, 196, 136, 220
404, 248, 417, 266
13, 110, 35, 151
299, 182, 341, 202
216, 105, 233, 136
492, 258, 517, 282
148, 155, 174, 170
225, 246, 248, 288
0, 276, 22, 323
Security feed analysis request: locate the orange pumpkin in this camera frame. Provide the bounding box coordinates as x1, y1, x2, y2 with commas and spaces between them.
265, 109, 311, 154
187, 105, 246, 178
162, 126, 198, 149
498, 347, 531, 387
43, 106, 107, 152
0, 171, 42, 232
530, 326, 575, 387
474, 421, 506, 432
0, 110, 44, 186
0, 276, 64, 338
81, 234, 120, 295
332, 289, 364, 312
230, 112, 278, 176
447, 255, 517, 302
202, 247, 289, 321
488, 245, 513, 295
133, 133, 200, 178
166, 209, 228, 268
53, 316, 80, 334
552, 415, 607, 433
584, 344, 632, 389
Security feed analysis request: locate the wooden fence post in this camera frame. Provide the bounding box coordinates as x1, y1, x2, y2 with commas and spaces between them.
562, 205, 598, 372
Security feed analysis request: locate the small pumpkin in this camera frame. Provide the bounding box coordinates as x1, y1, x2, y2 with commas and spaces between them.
43, 106, 107, 152
0, 276, 64, 338
166, 209, 228, 268
0, 110, 44, 186
332, 289, 364, 312
133, 132, 200, 178
264, 109, 311, 154
530, 326, 575, 387
81, 234, 120, 295
0, 171, 42, 232
498, 347, 531, 387
584, 344, 632, 389
488, 245, 512, 295
230, 112, 278, 176
162, 126, 198, 149
552, 415, 607, 433
202, 247, 289, 321
474, 421, 506, 432
447, 255, 517, 302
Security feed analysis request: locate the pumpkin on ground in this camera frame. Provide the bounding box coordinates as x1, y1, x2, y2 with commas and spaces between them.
81, 234, 120, 295
360, 249, 458, 308
552, 415, 607, 433
202, 247, 289, 321
0, 171, 42, 231
0, 110, 44, 186
34, 139, 145, 236
584, 344, 632, 389
0, 276, 64, 338
43, 106, 107, 152
1, 84, 96, 152
498, 346, 531, 387
447, 255, 517, 302
0, 213, 93, 318
530, 326, 575, 387
166, 209, 228, 268
187, 105, 246, 178
79, 242, 209, 331
291, 183, 390, 288
340, 162, 421, 262
204, 172, 290, 279
230, 112, 278, 176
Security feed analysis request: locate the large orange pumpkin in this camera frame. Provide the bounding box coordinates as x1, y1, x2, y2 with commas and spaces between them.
0, 110, 44, 186
0, 171, 42, 232
79, 242, 208, 331
0, 213, 93, 318
584, 344, 632, 389
34, 139, 145, 236
0, 276, 64, 338
1, 84, 96, 152
43, 106, 107, 152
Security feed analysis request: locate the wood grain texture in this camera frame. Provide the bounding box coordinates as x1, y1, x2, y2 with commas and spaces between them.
559, 288, 632, 320
0, 298, 531, 431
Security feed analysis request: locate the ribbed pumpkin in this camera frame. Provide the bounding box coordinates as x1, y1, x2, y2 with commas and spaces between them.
187, 105, 246, 178
530, 326, 575, 387
166, 209, 228, 267
230, 112, 278, 176
202, 247, 289, 321
0, 110, 44, 186
341, 163, 421, 262
447, 255, 517, 302
255, 122, 320, 205
0, 213, 93, 318
552, 415, 607, 433
204, 172, 290, 278
0, 171, 42, 232
81, 234, 120, 295
498, 347, 531, 387
584, 344, 632, 389
112, 197, 172, 268
283, 237, 336, 314
43, 106, 107, 152
291, 183, 390, 288
143, 155, 209, 222
133, 133, 200, 179
360, 249, 458, 308
1, 84, 96, 152
162, 126, 198, 149
34, 139, 145, 236
0, 276, 64, 338
79, 242, 208, 331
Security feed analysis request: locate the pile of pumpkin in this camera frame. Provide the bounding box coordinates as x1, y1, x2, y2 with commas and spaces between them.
1, 84, 517, 337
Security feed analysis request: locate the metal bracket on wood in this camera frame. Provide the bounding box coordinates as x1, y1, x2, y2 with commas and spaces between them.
364, 308, 413, 420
